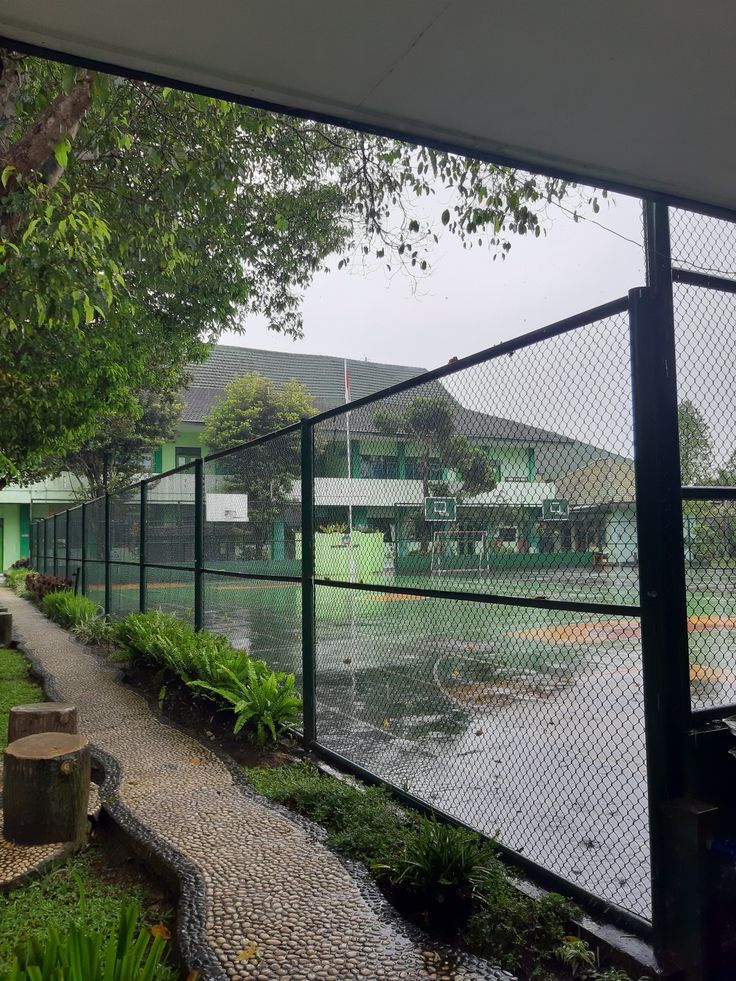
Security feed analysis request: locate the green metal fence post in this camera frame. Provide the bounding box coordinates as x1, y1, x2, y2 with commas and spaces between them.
104, 493, 111, 616
631, 201, 692, 972
53, 512, 58, 577
300, 418, 317, 745
81, 502, 87, 597
194, 459, 204, 630
139, 482, 147, 614
65, 508, 70, 581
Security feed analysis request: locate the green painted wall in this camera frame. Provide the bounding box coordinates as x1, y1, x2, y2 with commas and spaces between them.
19, 504, 30, 559
159, 426, 207, 472
0, 503, 20, 569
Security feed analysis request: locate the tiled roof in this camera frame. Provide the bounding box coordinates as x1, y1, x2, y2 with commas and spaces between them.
182, 344, 586, 448
182, 345, 424, 423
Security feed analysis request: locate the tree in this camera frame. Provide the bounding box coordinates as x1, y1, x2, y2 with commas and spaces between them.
202, 374, 315, 551
678, 399, 713, 485
59, 389, 183, 499
716, 448, 736, 486
374, 394, 497, 550
1, 49, 597, 487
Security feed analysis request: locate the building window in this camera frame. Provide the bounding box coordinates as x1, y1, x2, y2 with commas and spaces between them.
175, 446, 201, 467
405, 458, 442, 481
360, 455, 398, 479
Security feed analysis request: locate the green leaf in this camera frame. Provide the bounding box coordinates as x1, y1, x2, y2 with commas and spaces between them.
53, 137, 71, 169
61, 63, 77, 93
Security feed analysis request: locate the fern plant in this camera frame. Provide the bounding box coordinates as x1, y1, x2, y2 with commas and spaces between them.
1, 902, 173, 980
114, 612, 253, 685
189, 661, 302, 743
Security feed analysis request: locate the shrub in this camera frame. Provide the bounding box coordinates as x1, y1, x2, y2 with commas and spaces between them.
26, 573, 71, 603
72, 614, 114, 647
41, 590, 100, 629
190, 661, 302, 744
247, 761, 409, 865
114, 611, 301, 743
9, 557, 31, 570
376, 817, 500, 923
3, 568, 33, 596
2, 901, 172, 980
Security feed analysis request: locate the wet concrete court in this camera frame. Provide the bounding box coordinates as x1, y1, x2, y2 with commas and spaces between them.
100, 563, 736, 923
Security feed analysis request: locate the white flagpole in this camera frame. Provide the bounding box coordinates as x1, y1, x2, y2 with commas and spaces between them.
344, 358, 355, 582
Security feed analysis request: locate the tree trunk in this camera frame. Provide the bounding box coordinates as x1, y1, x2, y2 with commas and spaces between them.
3, 732, 90, 844
7, 702, 78, 743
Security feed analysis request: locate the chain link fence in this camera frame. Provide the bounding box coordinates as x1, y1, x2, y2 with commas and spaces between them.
28, 203, 736, 955
670, 209, 736, 718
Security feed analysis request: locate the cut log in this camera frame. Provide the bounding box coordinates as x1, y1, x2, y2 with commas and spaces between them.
3, 732, 90, 844
0, 611, 12, 647
8, 702, 79, 743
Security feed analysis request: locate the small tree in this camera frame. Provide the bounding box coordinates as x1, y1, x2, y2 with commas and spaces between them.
60, 389, 183, 499
678, 399, 713, 485
202, 374, 315, 553
374, 394, 496, 551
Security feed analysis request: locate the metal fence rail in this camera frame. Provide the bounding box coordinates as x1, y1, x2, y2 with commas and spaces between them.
29, 202, 736, 973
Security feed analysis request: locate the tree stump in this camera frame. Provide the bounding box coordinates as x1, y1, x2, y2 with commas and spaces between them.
7, 702, 79, 744
0, 611, 12, 647
3, 733, 91, 844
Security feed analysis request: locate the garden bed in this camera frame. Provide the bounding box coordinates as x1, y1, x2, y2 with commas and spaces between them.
3, 577, 651, 981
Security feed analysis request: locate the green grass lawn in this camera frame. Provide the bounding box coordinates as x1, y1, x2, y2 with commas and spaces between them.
0, 847, 177, 976
0, 648, 43, 753
0, 647, 179, 977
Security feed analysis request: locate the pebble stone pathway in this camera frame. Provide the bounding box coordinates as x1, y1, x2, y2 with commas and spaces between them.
1, 591, 511, 981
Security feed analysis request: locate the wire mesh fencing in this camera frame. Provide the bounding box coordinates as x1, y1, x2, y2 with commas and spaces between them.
311, 301, 648, 917
671, 209, 736, 717
201, 429, 303, 680
26, 202, 736, 949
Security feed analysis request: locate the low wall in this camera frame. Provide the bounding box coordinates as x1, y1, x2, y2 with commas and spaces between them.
395, 550, 595, 577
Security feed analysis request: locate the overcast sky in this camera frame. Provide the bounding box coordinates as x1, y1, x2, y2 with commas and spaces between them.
218, 188, 736, 463
221, 190, 646, 371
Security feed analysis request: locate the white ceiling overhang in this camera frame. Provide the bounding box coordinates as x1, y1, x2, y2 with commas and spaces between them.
0, 0, 734, 216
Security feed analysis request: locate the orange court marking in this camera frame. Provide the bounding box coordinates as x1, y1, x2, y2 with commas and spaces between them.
690, 664, 736, 682
364, 593, 426, 602
212, 582, 295, 591
108, 582, 188, 591
515, 614, 736, 644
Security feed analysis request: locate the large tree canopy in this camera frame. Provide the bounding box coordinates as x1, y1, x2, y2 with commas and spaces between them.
0, 49, 594, 487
